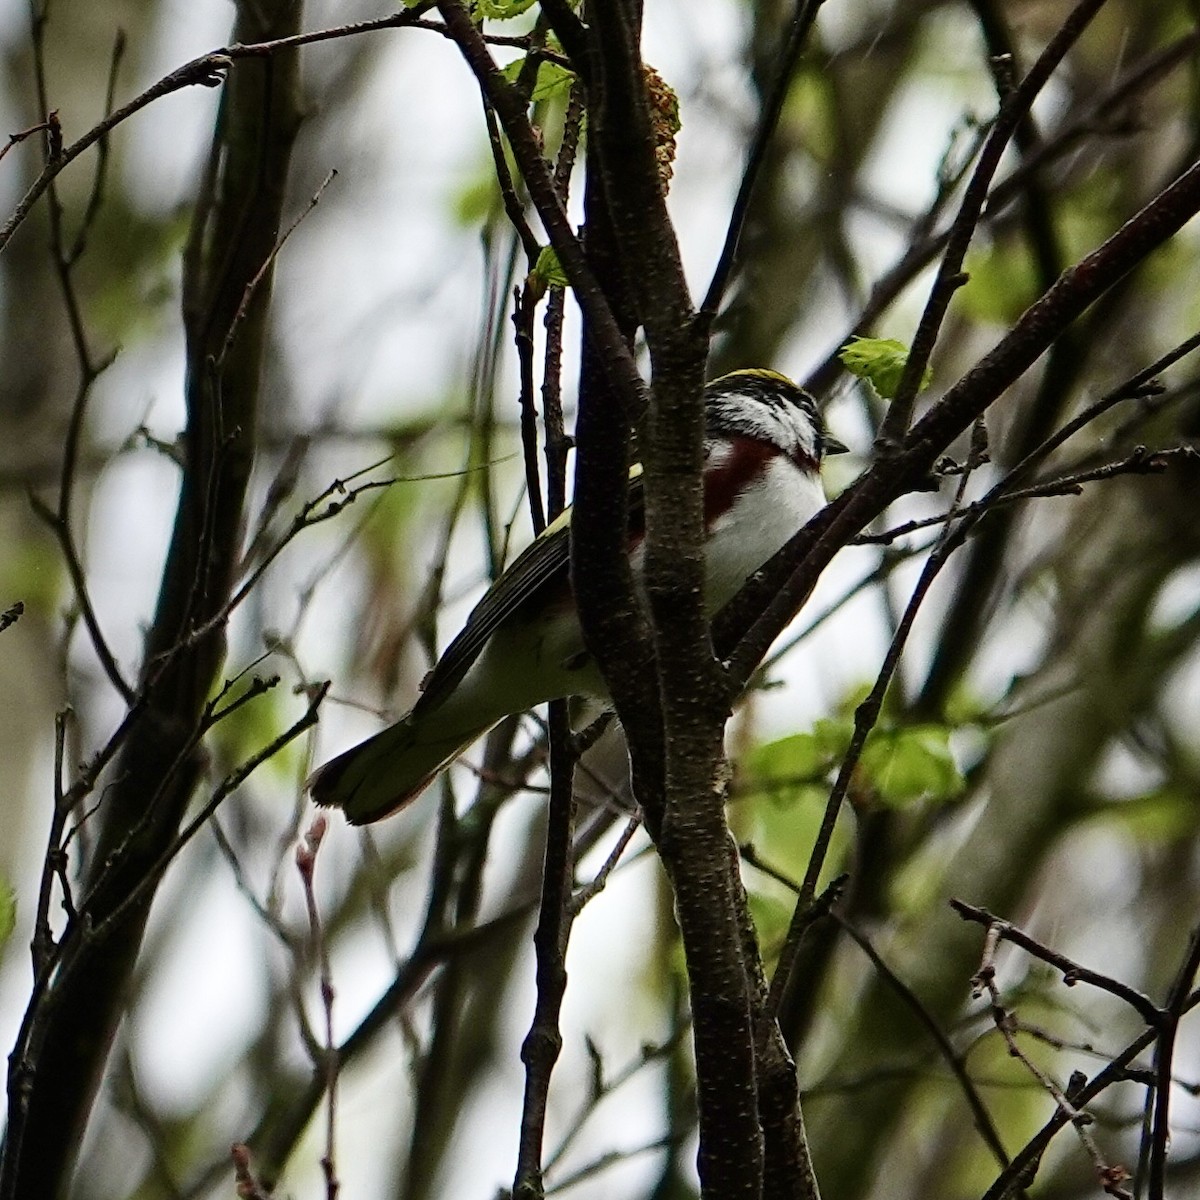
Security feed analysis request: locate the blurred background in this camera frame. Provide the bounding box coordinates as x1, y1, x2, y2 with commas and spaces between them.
1, 0, 1199, 1197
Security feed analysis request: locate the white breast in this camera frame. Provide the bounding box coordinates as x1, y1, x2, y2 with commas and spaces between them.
703, 456, 827, 612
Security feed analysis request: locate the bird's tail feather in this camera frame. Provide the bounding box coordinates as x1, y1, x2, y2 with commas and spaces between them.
308, 710, 490, 825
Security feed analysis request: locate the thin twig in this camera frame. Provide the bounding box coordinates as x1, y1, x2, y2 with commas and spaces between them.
484, 103, 541, 264
296, 818, 340, 1200
218, 169, 338, 368
544, 1134, 681, 1195
1147, 926, 1200, 1200
758, 541, 932, 676
231, 1145, 272, 1200
968, 921, 1133, 1198
974, 987, 1200, 1199
0, 2, 458, 252
0, 117, 56, 165
434, 0, 648, 415
68, 29, 126, 265
862, 445, 1194, 545
512, 698, 578, 1199
951, 900, 1162, 1027
176, 455, 507, 659
766, 424, 989, 1018
805, 27, 1200, 403
89, 683, 328, 944
740, 850, 1023, 1191
877, 0, 1113, 444
1, 56, 229, 253
700, 0, 826, 321
721, 145, 1200, 698
0, 601, 24, 633
568, 817, 642, 915
28, 12, 131, 703
540, 81, 583, 518
838, 913, 1021, 1183
513, 284, 546, 535
28, 492, 133, 701
542, 1029, 688, 1179
31, 711, 73, 977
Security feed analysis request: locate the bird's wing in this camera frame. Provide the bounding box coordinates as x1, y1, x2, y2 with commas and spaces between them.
413, 465, 645, 716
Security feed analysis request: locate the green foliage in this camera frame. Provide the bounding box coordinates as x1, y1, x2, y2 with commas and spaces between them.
2, 538, 63, 618
745, 886, 795, 963
783, 68, 836, 163
1086, 788, 1199, 844
209, 676, 301, 785
501, 56, 576, 102
839, 336, 932, 400
82, 202, 190, 345
453, 170, 504, 228
942, 684, 994, 727
532, 245, 568, 289
860, 724, 964, 809
737, 705, 966, 970
739, 722, 849, 916
6, 3, 1198, 1195
961, 243, 1039, 323
740, 783, 852, 908
747, 720, 850, 800
474, 0, 539, 19
0, 878, 14, 959
745, 713, 964, 812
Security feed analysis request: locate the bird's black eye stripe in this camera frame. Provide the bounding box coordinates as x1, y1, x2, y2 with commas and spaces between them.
703, 370, 828, 464
706, 373, 817, 419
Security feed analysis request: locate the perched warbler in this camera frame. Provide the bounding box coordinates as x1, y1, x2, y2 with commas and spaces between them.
310, 369, 845, 824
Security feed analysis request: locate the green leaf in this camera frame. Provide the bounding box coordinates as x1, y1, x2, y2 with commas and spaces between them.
744, 719, 853, 803
0, 878, 14, 959
739, 741, 854, 896
943, 684, 993, 727
839, 336, 932, 400
960, 244, 1039, 323
453, 172, 503, 228
746, 886, 795, 967
747, 711, 963, 812
782, 69, 835, 163
209, 676, 301, 785
501, 56, 576, 102
3, 539, 63, 617
475, 0, 539, 19
531, 245, 569, 291
1086, 789, 1198, 844
859, 724, 964, 808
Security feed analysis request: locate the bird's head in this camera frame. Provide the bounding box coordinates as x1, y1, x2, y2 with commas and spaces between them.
703, 368, 846, 469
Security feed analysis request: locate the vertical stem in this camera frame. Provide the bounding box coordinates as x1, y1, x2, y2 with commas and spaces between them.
512, 702, 577, 1199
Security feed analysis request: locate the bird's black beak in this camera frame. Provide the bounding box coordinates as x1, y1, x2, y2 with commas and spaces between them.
823, 434, 850, 456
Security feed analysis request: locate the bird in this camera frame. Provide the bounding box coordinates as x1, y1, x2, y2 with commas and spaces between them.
309, 369, 845, 824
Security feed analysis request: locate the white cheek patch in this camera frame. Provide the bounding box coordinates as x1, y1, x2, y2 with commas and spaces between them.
704, 440, 735, 469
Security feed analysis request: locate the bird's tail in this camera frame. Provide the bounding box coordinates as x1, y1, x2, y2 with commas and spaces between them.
308, 709, 490, 825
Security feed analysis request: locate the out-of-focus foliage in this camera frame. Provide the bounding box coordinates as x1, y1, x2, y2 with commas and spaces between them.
0, 1, 1199, 1199
839, 337, 933, 400
501, 56, 576, 102
0, 880, 13, 958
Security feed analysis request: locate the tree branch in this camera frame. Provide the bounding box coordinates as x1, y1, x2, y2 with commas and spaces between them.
1, 4, 304, 1193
